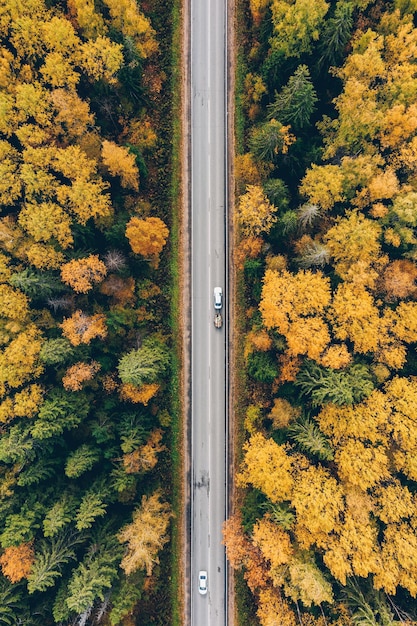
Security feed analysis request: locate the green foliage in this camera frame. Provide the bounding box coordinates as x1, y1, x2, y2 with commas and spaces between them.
65, 535, 122, 614
317, 2, 354, 69
118, 336, 170, 387
263, 178, 290, 210
268, 65, 317, 130
263, 501, 295, 530
109, 572, 143, 625
39, 338, 75, 366
75, 488, 108, 531
31, 390, 89, 439
17, 456, 58, 486
0, 580, 24, 626
249, 119, 290, 162
118, 413, 149, 453
0, 503, 43, 547
27, 532, 81, 594
247, 351, 279, 384
65, 444, 100, 478
9, 269, 62, 299
43, 495, 77, 538
296, 361, 375, 406
288, 415, 334, 460
0, 424, 34, 464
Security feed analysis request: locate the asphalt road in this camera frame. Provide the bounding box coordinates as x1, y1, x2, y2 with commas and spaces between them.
190, 0, 227, 623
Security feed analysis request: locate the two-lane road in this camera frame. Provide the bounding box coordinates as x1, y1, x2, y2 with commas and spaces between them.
190, 0, 227, 623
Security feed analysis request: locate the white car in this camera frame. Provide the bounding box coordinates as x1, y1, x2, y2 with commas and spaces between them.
198, 570, 207, 595
213, 287, 223, 310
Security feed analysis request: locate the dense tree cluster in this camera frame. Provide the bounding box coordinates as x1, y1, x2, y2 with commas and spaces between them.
0, 0, 173, 623
230, 0, 417, 624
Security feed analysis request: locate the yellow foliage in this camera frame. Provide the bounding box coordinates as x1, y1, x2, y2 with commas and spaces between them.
329, 283, 380, 353
336, 438, 390, 490
299, 164, 345, 210
257, 588, 297, 626
235, 153, 268, 186
118, 491, 171, 576
126, 118, 157, 152
25, 243, 65, 270
368, 169, 399, 201
237, 185, 277, 237
268, 397, 300, 429
79, 37, 124, 83
0, 285, 29, 321
249, 0, 271, 25
317, 390, 390, 446
102, 0, 157, 58
122, 429, 165, 474
119, 382, 160, 405
285, 556, 334, 606
18, 202, 73, 248
245, 329, 272, 356
286, 316, 330, 360
13, 384, 44, 417
319, 343, 352, 369
261, 269, 331, 334
101, 140, 139, 190
237, 433, 294, 503
125, 217, 169, 267
324, 212, 382, 283
252, 516, 293, 568
373, 481, 415, 524
0, 326, 43, 397
292, 465, 344, 549
67, 0, 106, 37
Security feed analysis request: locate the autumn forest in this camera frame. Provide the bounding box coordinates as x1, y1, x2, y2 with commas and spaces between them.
2, 0, 417, 624
228, 0, 417, 624
0, 0, 175, 623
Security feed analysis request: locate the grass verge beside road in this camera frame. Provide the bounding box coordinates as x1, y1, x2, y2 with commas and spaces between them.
169, 0, 185, 624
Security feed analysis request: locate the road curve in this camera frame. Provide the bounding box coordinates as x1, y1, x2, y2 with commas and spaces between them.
190, 0, 227, 623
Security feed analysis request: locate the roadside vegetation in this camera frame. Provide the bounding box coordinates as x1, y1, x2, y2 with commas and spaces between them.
0, 0, 178, 623
227, 0, 417, 624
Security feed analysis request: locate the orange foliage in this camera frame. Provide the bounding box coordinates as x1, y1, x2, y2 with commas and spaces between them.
60, 255, 107, 293
62, 361, 101, 391
319, 343, 352, 369
235, 236, 264, 269
277, 354, 301, 383
119, 382, 160, 405
122, 429, 165, 474
380, 260, 417, 300
0, 542, 34, 582
245, 329, 272, 355
100, 275, 136, 304
125, 216, 169, 267
61, 310, 107, 346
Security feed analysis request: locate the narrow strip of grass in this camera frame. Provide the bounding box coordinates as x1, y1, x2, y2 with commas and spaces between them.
169, 0, 184, 624
233, 2, 260, 625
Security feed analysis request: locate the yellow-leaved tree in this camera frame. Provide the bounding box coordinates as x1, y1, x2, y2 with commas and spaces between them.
118, 491, 171, 576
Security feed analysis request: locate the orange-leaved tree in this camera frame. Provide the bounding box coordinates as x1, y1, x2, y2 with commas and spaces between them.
60, 255, 107, 293
125, 216, 169, 268
0, 542, 35, 582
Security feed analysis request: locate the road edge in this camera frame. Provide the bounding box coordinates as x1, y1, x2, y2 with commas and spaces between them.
181, 0, 192, 623
227, 0, 236, 624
